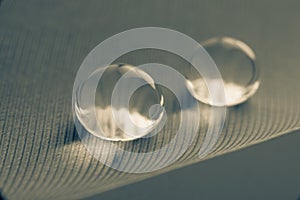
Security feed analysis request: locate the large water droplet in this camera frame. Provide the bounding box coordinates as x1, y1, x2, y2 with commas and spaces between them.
74, 63, 164, 141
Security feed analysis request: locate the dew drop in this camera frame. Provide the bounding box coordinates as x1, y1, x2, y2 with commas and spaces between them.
187, 37, 260, 106
74, 63, 164, 141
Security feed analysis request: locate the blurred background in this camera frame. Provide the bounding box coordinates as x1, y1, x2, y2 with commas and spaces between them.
94, 130, 300, 200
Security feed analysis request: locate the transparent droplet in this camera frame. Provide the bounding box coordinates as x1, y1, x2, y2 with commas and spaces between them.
186, 37, 260, 106
74, 63, 164, 141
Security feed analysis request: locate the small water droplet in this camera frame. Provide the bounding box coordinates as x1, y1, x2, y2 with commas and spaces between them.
187, 37, 260, 106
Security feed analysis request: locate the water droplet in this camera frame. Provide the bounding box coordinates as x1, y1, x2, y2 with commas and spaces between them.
187, 37, 260, 106
74, 63, 164, 141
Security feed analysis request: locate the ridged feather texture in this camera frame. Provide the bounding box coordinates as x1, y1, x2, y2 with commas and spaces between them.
0, 0, 300, 199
